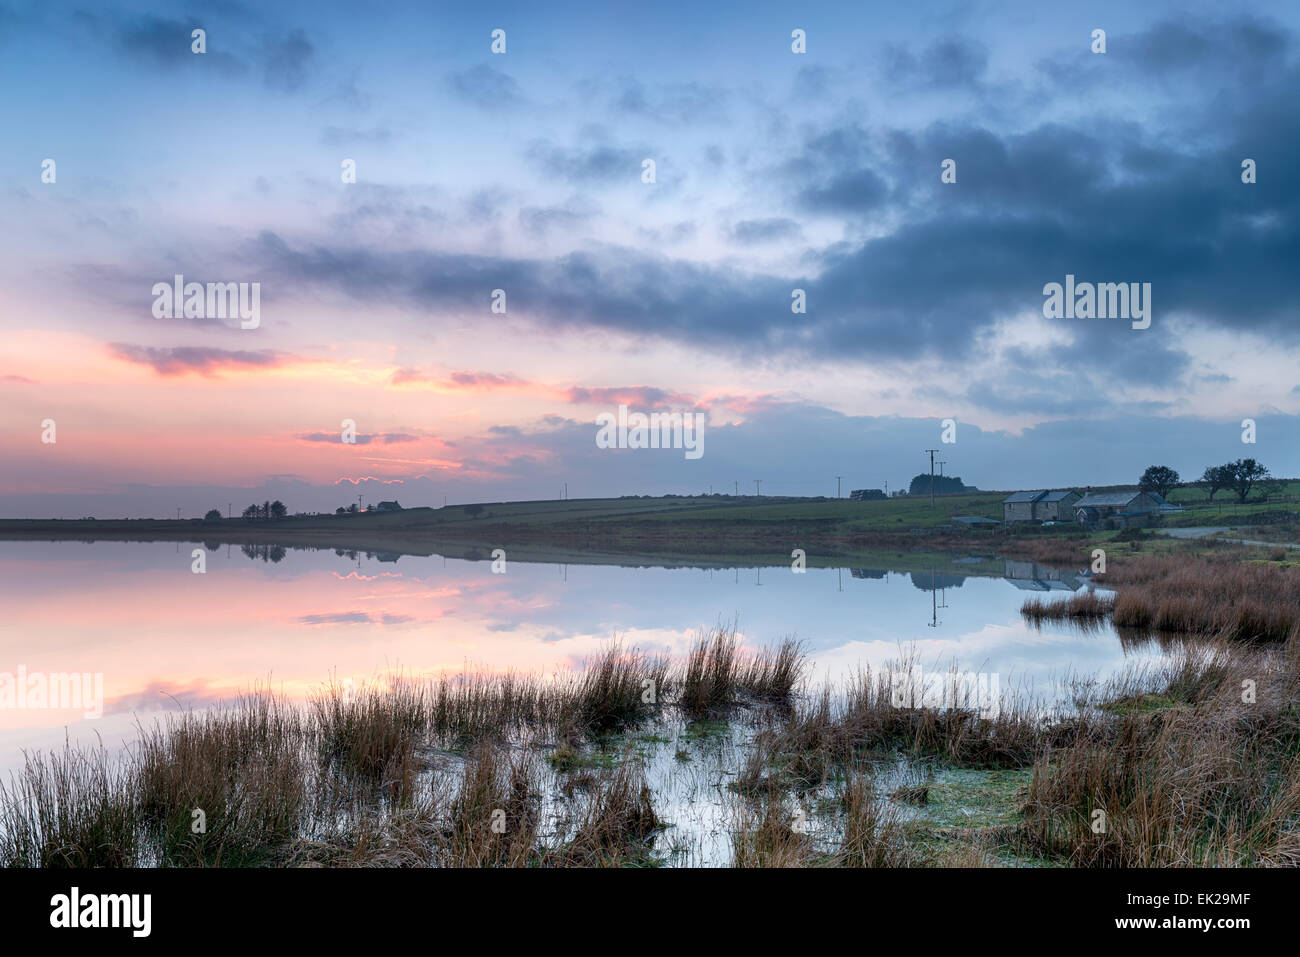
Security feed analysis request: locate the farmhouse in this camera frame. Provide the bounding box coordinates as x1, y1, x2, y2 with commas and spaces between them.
1002, 489, 1081, 524
1073, 491, 1162, 529
374, 501, 403, 512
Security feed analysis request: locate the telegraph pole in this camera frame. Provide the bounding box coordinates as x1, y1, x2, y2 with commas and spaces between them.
734, 481, 739, 496
923, 450, 940, 507
836, 476, 842, 498
754, 480, 762, 496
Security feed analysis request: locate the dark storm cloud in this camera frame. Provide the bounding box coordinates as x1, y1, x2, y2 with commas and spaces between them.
102, 15, 1297, 398
884, 37, 990, 89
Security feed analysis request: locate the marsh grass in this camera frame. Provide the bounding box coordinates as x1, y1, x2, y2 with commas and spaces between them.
3, 622, 1299, 868
1101, 555, 1300, 641
1020, 591, 1114, 623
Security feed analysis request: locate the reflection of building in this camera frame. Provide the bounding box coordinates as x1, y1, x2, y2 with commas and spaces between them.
1003, 560, 1083, 591
909, 572, 967, 591
849, 568, 887, 579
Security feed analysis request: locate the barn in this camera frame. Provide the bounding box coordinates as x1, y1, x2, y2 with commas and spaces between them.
1073, 491, 1162, 529
1002, 489, 1081, 524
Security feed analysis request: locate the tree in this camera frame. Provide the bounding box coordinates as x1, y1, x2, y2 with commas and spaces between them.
242, 504, 259, 520
1138, 465, 1180, 499
1226, 458, 1269, 504
270, 500, 287, 519
906, 473, 968, 496
336, 507, 347, 515
465, 504, 485, 518
262, 500, 271, 521
1200, 466, 1228, 501
204, 509, 223, 521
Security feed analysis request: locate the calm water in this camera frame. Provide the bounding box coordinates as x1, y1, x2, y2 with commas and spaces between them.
0, 540, 1164, 777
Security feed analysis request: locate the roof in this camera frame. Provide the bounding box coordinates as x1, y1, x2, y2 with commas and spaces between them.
1003, 490, 1047, 503
1075, 492, 1146, 508
1039, 489, 1078, 502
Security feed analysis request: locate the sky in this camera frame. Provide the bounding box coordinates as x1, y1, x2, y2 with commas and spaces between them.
1, 0, 1297, 517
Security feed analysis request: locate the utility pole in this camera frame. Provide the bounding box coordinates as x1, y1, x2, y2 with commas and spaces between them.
228, 503, 231, 519
734, 481, 739, 496
176, 507, 181, 520
754, 479, 762, 496
836, 476, 842, 498
923, 450, 940, 508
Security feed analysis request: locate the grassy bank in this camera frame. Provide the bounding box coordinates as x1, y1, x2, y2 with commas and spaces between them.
1020, 553, 1300, 642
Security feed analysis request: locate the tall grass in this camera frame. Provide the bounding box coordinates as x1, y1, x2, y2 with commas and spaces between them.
1100, 555, 1300, 641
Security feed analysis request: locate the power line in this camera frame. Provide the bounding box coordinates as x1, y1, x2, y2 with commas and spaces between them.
923, 450, 940, 507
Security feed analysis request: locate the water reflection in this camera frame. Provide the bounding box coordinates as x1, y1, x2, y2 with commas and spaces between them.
0, 541, 1172, 776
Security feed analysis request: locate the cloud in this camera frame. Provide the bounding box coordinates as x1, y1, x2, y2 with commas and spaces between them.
389, 369, 533, 392
320, 126, 393, 147
260, 28, 314, 91
884, 37, 989, 89
108, 344, 295, 377
728, 217, 803, 245
446, 65, 525, 109
297, 611, 372, 625
298, 432, 419, 445
563, 385, 699, 409
527, 139, 647, 185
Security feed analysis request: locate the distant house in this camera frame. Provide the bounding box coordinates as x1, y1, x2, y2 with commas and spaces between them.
849, 488, 886, 501
1073, 491, 1162, 529
1002, 489, 1081, 524
374, 501, 403, 512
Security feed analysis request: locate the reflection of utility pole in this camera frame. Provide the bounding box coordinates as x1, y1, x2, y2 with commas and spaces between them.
838, 566, 842, 592
923, 450, 939, 507
755, 568, 762, 586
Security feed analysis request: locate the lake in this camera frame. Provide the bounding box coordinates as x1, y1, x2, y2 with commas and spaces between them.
0, 539, 1168, 780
